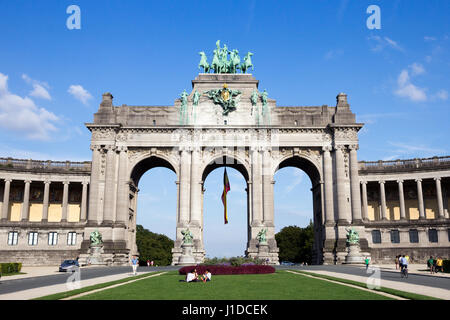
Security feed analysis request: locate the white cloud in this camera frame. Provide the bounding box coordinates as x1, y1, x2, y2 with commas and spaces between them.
68, 84, 93, 105
324, 49, 344, 60
22, 74, 51, 100
369, 36, 404, 52
284, 170, 303, 193
424, 36, 437, 41
388, 141, 446, 157
409, 62, 425, 76
0, 73, 59, 140
433, 89, 448, 101
394, 68, 427, 102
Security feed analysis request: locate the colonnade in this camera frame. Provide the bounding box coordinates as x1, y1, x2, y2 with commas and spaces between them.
1, 178, 89, 222
360, 177, 449, 221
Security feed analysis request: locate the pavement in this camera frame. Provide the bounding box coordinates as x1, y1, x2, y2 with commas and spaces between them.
0, 264, 448, 300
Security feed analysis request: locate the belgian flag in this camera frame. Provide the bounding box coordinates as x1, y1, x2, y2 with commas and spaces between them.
221, 168, 230, 224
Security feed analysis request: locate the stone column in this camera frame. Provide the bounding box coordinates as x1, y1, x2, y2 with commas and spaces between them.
189, 147, 202, 226
397, 179, 406, 221
361, 181, 368, 221
88, 145, 102, 223
116, 146, 129, 224
322, 146, 335, 225
42, 180, 51, 222
335, 145, 350, 224
103, 145, 116, 223
416, 178, 425, 219
80, 181, 88, 221
1, 179, 12, 221
379, 181, 387, 220
178, 147, 191, 225
434, 177, 445, 219
262, 147, 274, 224
251, 146, 263, 226
61, 181, 69, 222
21, 180, 31, 222
349, 145, 362, 223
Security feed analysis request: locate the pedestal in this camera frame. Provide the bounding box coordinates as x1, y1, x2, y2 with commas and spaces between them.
344, 243, 364, 264
177, 243, 196, 266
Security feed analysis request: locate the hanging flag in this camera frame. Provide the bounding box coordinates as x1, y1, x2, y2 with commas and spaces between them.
221, 168, 230, 224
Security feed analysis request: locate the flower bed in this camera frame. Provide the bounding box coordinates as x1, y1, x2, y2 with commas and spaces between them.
178, 264, 275, 275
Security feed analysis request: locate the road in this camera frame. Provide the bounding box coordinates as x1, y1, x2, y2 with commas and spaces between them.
0, 265, 448, 296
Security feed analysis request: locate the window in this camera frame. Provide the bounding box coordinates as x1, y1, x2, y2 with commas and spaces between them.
409, 229, 419, 243
67, 232, 77, 246
48, 232, 58, 246
448, 229, 450, 242
390, 230, 400, 243
8, 231, 18, 246
428, 229, 438, 243
28, 232, 38, 246
372, 230, 381, 243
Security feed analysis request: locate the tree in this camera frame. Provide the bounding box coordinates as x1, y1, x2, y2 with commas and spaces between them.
275, 220, 314, 264
135, 225, 174, 266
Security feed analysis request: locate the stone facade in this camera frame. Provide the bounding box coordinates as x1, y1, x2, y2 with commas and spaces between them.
0, 73, 448, 266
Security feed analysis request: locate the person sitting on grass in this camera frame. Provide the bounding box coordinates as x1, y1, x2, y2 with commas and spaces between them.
186, 268, 200, 282
200, 269, 212, 282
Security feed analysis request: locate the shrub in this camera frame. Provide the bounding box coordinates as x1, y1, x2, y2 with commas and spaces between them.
203, 256, 264, 266
0, 262, 22, 274
443, 260, 450, 273
179, 264, 275, 276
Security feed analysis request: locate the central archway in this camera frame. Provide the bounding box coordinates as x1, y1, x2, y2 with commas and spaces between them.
201, 155, 251, 258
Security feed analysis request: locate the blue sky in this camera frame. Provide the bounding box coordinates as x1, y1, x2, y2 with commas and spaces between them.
0, 1, 449, 257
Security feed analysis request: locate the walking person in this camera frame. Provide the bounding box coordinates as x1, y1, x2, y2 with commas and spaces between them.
436, 257, 443, 273
395, 255, 399, 270
364, 256, 370, 270
131, 256, 139, 276
427, 256, 434, 274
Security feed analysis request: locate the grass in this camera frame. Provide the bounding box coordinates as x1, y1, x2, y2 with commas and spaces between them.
293, 270, 441, 300
0, 272, 26, 277
66, 270, 394, 300
34, 271, 162, 300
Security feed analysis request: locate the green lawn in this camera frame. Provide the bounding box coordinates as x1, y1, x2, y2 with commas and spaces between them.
73, 270, 393, 300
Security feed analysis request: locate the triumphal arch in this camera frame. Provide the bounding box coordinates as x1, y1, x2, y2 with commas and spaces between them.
81, 42, 367, 265
1, 42, 448, 266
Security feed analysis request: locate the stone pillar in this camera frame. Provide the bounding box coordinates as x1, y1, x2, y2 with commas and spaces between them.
42, 180, 51, 222
361, 181, 368, 221
262, 147, 274, 224
416, 178, 425, 220
349, 145, 362, 223
379, 181, 387, 220
178, 147, 191, 225
397, 179, 406, 221
189, 147, 202, 226
103, 145, 116, 223
251, 146, 263, 226
88, 145, 102, 223
61, 181, 70, 222
1, 179, 11, 221
80, 181, 88, 221
322, 146, 335, 225
335, 145, 350, 224
116, 146, 129, 224
434, 177, 445, 219
21, 180, 31, 222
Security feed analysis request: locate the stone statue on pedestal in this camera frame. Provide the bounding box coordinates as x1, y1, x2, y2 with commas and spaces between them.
344, 227, 364, 264
178, 228, 196, 265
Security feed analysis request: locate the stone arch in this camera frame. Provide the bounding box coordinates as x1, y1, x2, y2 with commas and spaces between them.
273, 153, 322, 186
129, 153, 178, 186
201, 152, 250, 183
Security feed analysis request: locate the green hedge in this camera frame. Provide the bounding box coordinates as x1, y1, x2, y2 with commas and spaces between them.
0, 263, 22, 274
443, 260, 450, 273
